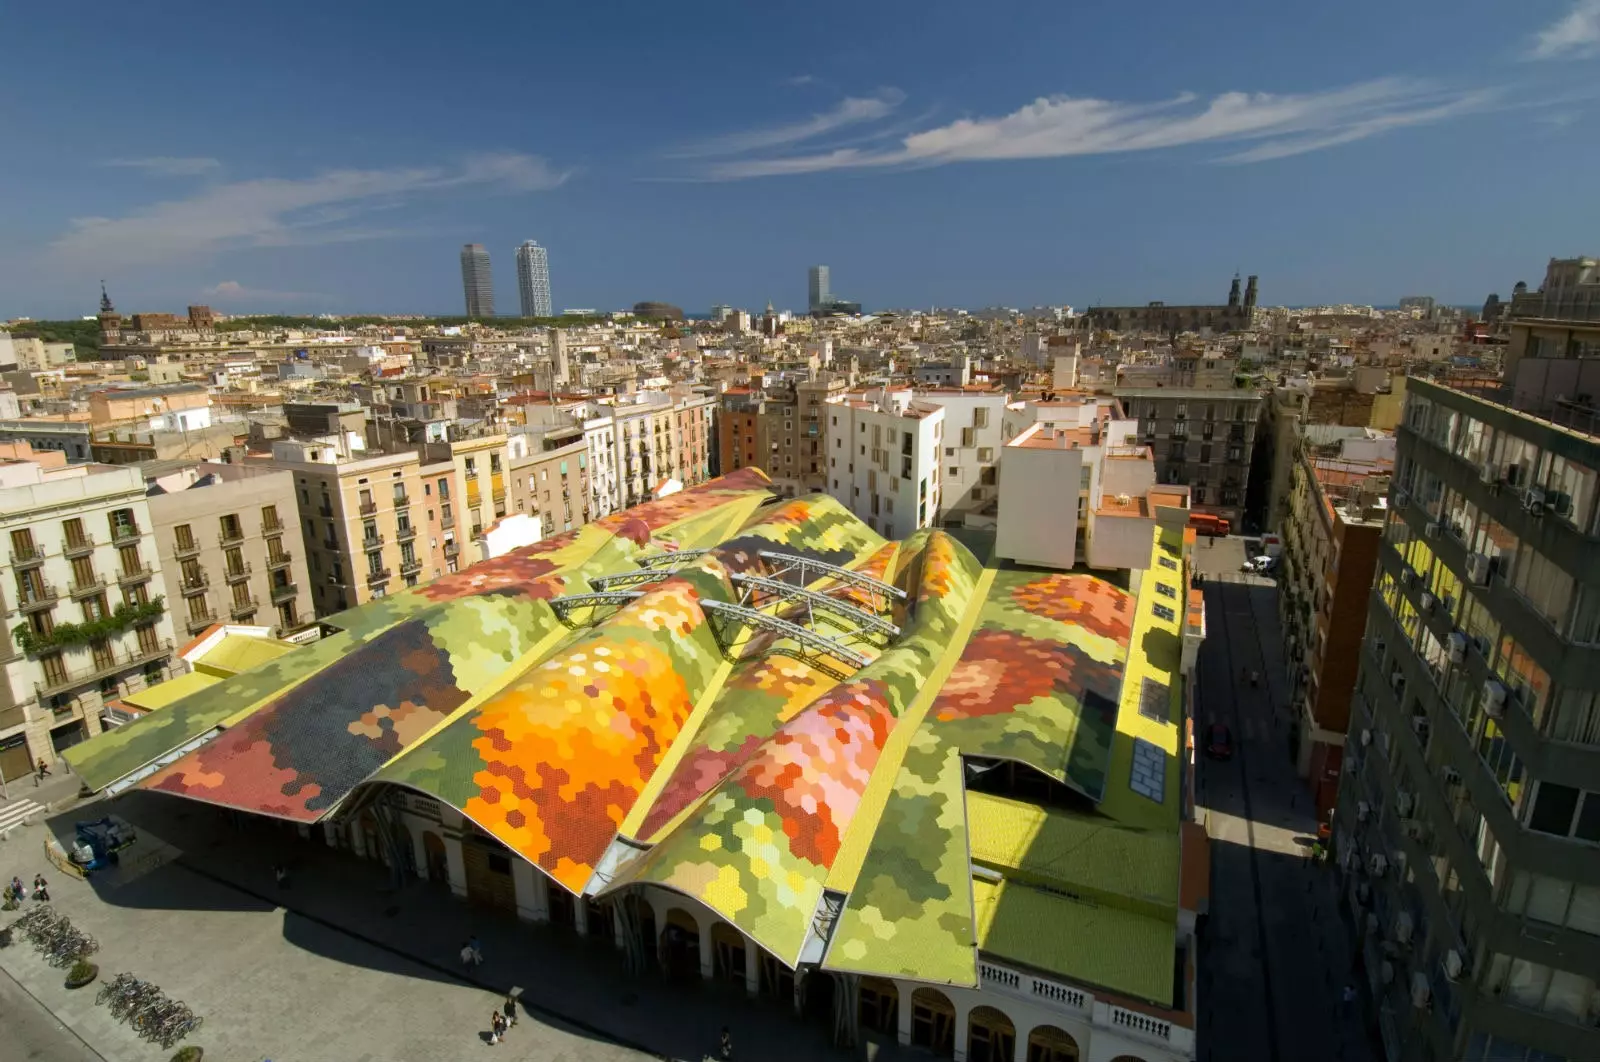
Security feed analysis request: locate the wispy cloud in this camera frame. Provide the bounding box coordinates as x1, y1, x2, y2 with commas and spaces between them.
670, 89, 904, 158
202, 280, 327, 305
1531, 0, 1600, 59
101, 157, 222, 177
52, 153, 569, 267
698, 79, 1495, 179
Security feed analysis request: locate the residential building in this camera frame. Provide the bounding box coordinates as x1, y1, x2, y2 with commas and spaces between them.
515, 240, 553, 318
460, 243, 495, 319
918, 389, 1010, 525
1339, 378, 1600, 1062
142, 462, 313, 638
717, 378, 846, 498
418, 433, 514, 569
1114, 386, 1265, 527
673, 392, 717, 486
263, 445, 427, 616
1277, 443, 1389, 818
510, 438, 589, 535
808, 265, 830, 313
824, 389, 944, 539
1, 464, 179, 776
88, 384, 212, 431
65, 471, 1208, 1062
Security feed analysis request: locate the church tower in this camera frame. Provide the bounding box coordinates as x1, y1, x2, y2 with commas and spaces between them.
97, 282, 123, 344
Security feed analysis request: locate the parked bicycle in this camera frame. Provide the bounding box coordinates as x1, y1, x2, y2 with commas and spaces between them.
94, 970, 202, 1047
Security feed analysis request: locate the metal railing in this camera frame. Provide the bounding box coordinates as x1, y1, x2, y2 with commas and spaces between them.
35, 640, 173, 699
62, 535, 97, 558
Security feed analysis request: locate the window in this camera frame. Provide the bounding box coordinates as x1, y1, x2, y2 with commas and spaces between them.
973, 407, 989, 429
63, 517, 88, 549
1153, 603, 1176, 622
261, 505, 281, 531
219, 513, 243, 541
174, 524, 196, 552
82, 593, 109, 622
1156, 583, 1177, 599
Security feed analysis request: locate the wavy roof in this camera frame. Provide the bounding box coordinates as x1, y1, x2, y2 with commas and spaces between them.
66, 471, 1193, 1004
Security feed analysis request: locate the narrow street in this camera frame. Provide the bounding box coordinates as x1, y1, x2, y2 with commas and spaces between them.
1192, 537, 1374, 1062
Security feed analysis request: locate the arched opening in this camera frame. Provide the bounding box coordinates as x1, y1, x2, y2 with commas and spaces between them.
421, 831, 448, 885
967, 1005, 1015, 1062
712, 923, 746, 985
660, 908, 701, 980
800, 969, 836, 1025
547, 882, 576, 928
759, 948, 795, 1001
461, 834, 515, 914
359, 811, 383, 864
858, 977, 898, 1038
1026, 1024, 1081, 1062
910, 987, 956, 1057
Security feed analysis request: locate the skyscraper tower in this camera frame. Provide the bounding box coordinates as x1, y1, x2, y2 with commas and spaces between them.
515, 240, 553, 318
808, 265, 831, 314
460, 244, 495, 318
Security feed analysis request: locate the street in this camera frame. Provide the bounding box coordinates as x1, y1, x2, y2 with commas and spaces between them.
1191, 536, 1374, 1062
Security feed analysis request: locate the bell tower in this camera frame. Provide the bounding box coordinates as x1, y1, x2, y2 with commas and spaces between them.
97, 281, 123, 344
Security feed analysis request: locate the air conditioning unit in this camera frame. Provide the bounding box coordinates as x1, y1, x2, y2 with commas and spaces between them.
1524, 487, 1547, 515
1447, 632, 1467, 663
1443, 949, 1466, 981
1411, 971, 1432, 1009
1483, 679, 1508, 717
1372, 637, 1387, 660
1400, 569, 1416, 589
1394, 489, 1410, 510
1421, 592, 1437, 613
1479, 462, 1496, 484
1471, 634, 1491, 658
1395, 911, 1414, 945
1425, 523, 1441, 540
1396, 791, 1414, 817
1370, 853, 1388, 876
1442, 766, 1462, 786
1391, 670, 1406, 694
1465, 552, 1491, 586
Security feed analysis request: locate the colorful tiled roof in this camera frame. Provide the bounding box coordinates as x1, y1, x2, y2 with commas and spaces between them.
65, 468, 1191, 1004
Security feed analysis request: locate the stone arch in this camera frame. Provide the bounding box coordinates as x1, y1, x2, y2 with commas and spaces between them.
1025, 1024, 1081, 1062
711, 922, 746, 984
967, 1004, 1015, 1062
910, 987, 956, 1057
421, 831, 448, 884
857, 976, 898, 1037
660, 907, 700, 979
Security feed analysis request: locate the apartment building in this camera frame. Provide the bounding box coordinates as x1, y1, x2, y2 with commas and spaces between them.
510, 439, 590, 535
143, 462, 313, 638
1114, 386, 1265, 527
1338, 378, 1600, 1062
608, 398, 680, 509
824, 390, 944, 539
917, 388, 1011, 525
1278, 445, 1389, 817
673, 391, 717, 486
1, 464, 180, 776
716, 377, 846, 497
265, 444, 428, 616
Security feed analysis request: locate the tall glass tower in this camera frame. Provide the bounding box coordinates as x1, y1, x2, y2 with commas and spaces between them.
808, 264, 830, 314
460, 244, 495, 318
516, 240, 553, 318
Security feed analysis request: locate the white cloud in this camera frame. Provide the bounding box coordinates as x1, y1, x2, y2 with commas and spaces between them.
202, 280, 325, 305
670, 89, 904, 158
53, 154, 569, 267
701, 79, 1494, 178
1531, 0, 1600, 59
101, 157, 222, 176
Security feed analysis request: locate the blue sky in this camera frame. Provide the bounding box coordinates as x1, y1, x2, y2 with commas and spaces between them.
3, 0, 1599, 319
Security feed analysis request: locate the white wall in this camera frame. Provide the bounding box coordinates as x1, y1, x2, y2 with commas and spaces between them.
996, 443, 1083, 570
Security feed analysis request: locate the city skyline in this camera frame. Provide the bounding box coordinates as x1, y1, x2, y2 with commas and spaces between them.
3, 1, 1599, 320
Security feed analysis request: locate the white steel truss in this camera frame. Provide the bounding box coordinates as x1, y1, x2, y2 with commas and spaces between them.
730, 572, 900, 640
699, 599, 869, 670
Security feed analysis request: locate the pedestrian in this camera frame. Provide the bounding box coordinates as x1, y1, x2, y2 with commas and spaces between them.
719, 1026, 733, 1061
7, 876, 21, 903
502, 993, 518, 1029
489, 1010, 505, 1045
273, 863, 289, 889
468, 934, 483, 965
460, 940, 476, 966
31, 873, 48, 901
34, 758, 49, 785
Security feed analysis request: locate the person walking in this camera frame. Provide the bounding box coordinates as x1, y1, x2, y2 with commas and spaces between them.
31, 873, 48, 901
718, 1026, 733, 1061
502, 993, 518, 1029
489, 1010, 506, 1045
468, 934, 483, 965
34, 758, 50, 785
273, 864, 289, 889
460, 940, 477, 966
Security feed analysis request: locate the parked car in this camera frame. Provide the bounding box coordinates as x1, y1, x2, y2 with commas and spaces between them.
1242, 554, 1274, 574
1205, 723, 1234, 760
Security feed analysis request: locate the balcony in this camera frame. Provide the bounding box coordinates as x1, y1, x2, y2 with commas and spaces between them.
173, 539, 202, 560
68, 575, 107, 600
443, 541, 460, 558
16, 585, 59, 613
185, 611, 216, 633
358, 500, 378, 516
117, 564, 154, 587
392, 492, 411, 508
11, 544, 45, 570
223, 563, 252, 585
396, 524, 418, 542
218, 526, 245, 547
361, 533, 386, 551
266, 550, 292, 569
62, 535, 96, 559
399, 557, 423, 576
975, 959, 1194, 1055
262, 519, 284, 537
180, 573, 210, 596
317, 505, 334, 518
229, 597, 258, 620
35, 640, 174, 700
366, 568, 392, 586
110, 524, 141, 547
270, 582, 297, 605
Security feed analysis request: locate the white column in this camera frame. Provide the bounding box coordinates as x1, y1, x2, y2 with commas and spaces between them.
897, 983, 913, 1046
793, 973, 805, 1017
952, 1004, 970, 1062
574, 895, 590, 937
698, 919, 715, 980
744, 936, 761, 998
1012, 1026, 1030, 1062
511, 859, 549, 922
442, 833, 468, 899
407, 824, 429, 878
322, 823, 339, 848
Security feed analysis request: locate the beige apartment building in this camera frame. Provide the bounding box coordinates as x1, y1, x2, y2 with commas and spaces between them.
1, 464, 180, 777
510, 438, 590, 535
263, 444, 428, 617
142, 462, 313, 638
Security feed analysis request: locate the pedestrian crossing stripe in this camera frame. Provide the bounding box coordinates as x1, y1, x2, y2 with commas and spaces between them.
0, 799, 43, 833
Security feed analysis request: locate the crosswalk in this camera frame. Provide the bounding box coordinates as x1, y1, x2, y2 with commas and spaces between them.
0, 797, 44, 834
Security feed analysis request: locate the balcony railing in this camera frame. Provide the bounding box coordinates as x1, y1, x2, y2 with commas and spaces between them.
68, 575, 107, 600
270, 582, 297, 605
16, 585, 59, 613
117, 564, 154, 587
223, 563, 252, 585
35, 640, 174, 700
366, 568, 392, 586
11, 544, 46, 569
396, 525, 417, 542
62, 535, 96, 559
317, 505, 333, 518
362, 533, 385, 550
393, 493, 411, 508
399, 558, 423, 576
173, 539, 202, 559
975, 958, 1194, 1053
262, 519, 284, 536
359, 500, 378, 516
185, 611, 215, 633
180, 573, 210, 596
219, 527, 245, 547
111, 524, 141, 547
443, 541, 460, 558
266, 550, 293, 569
229, 597, 258, 620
